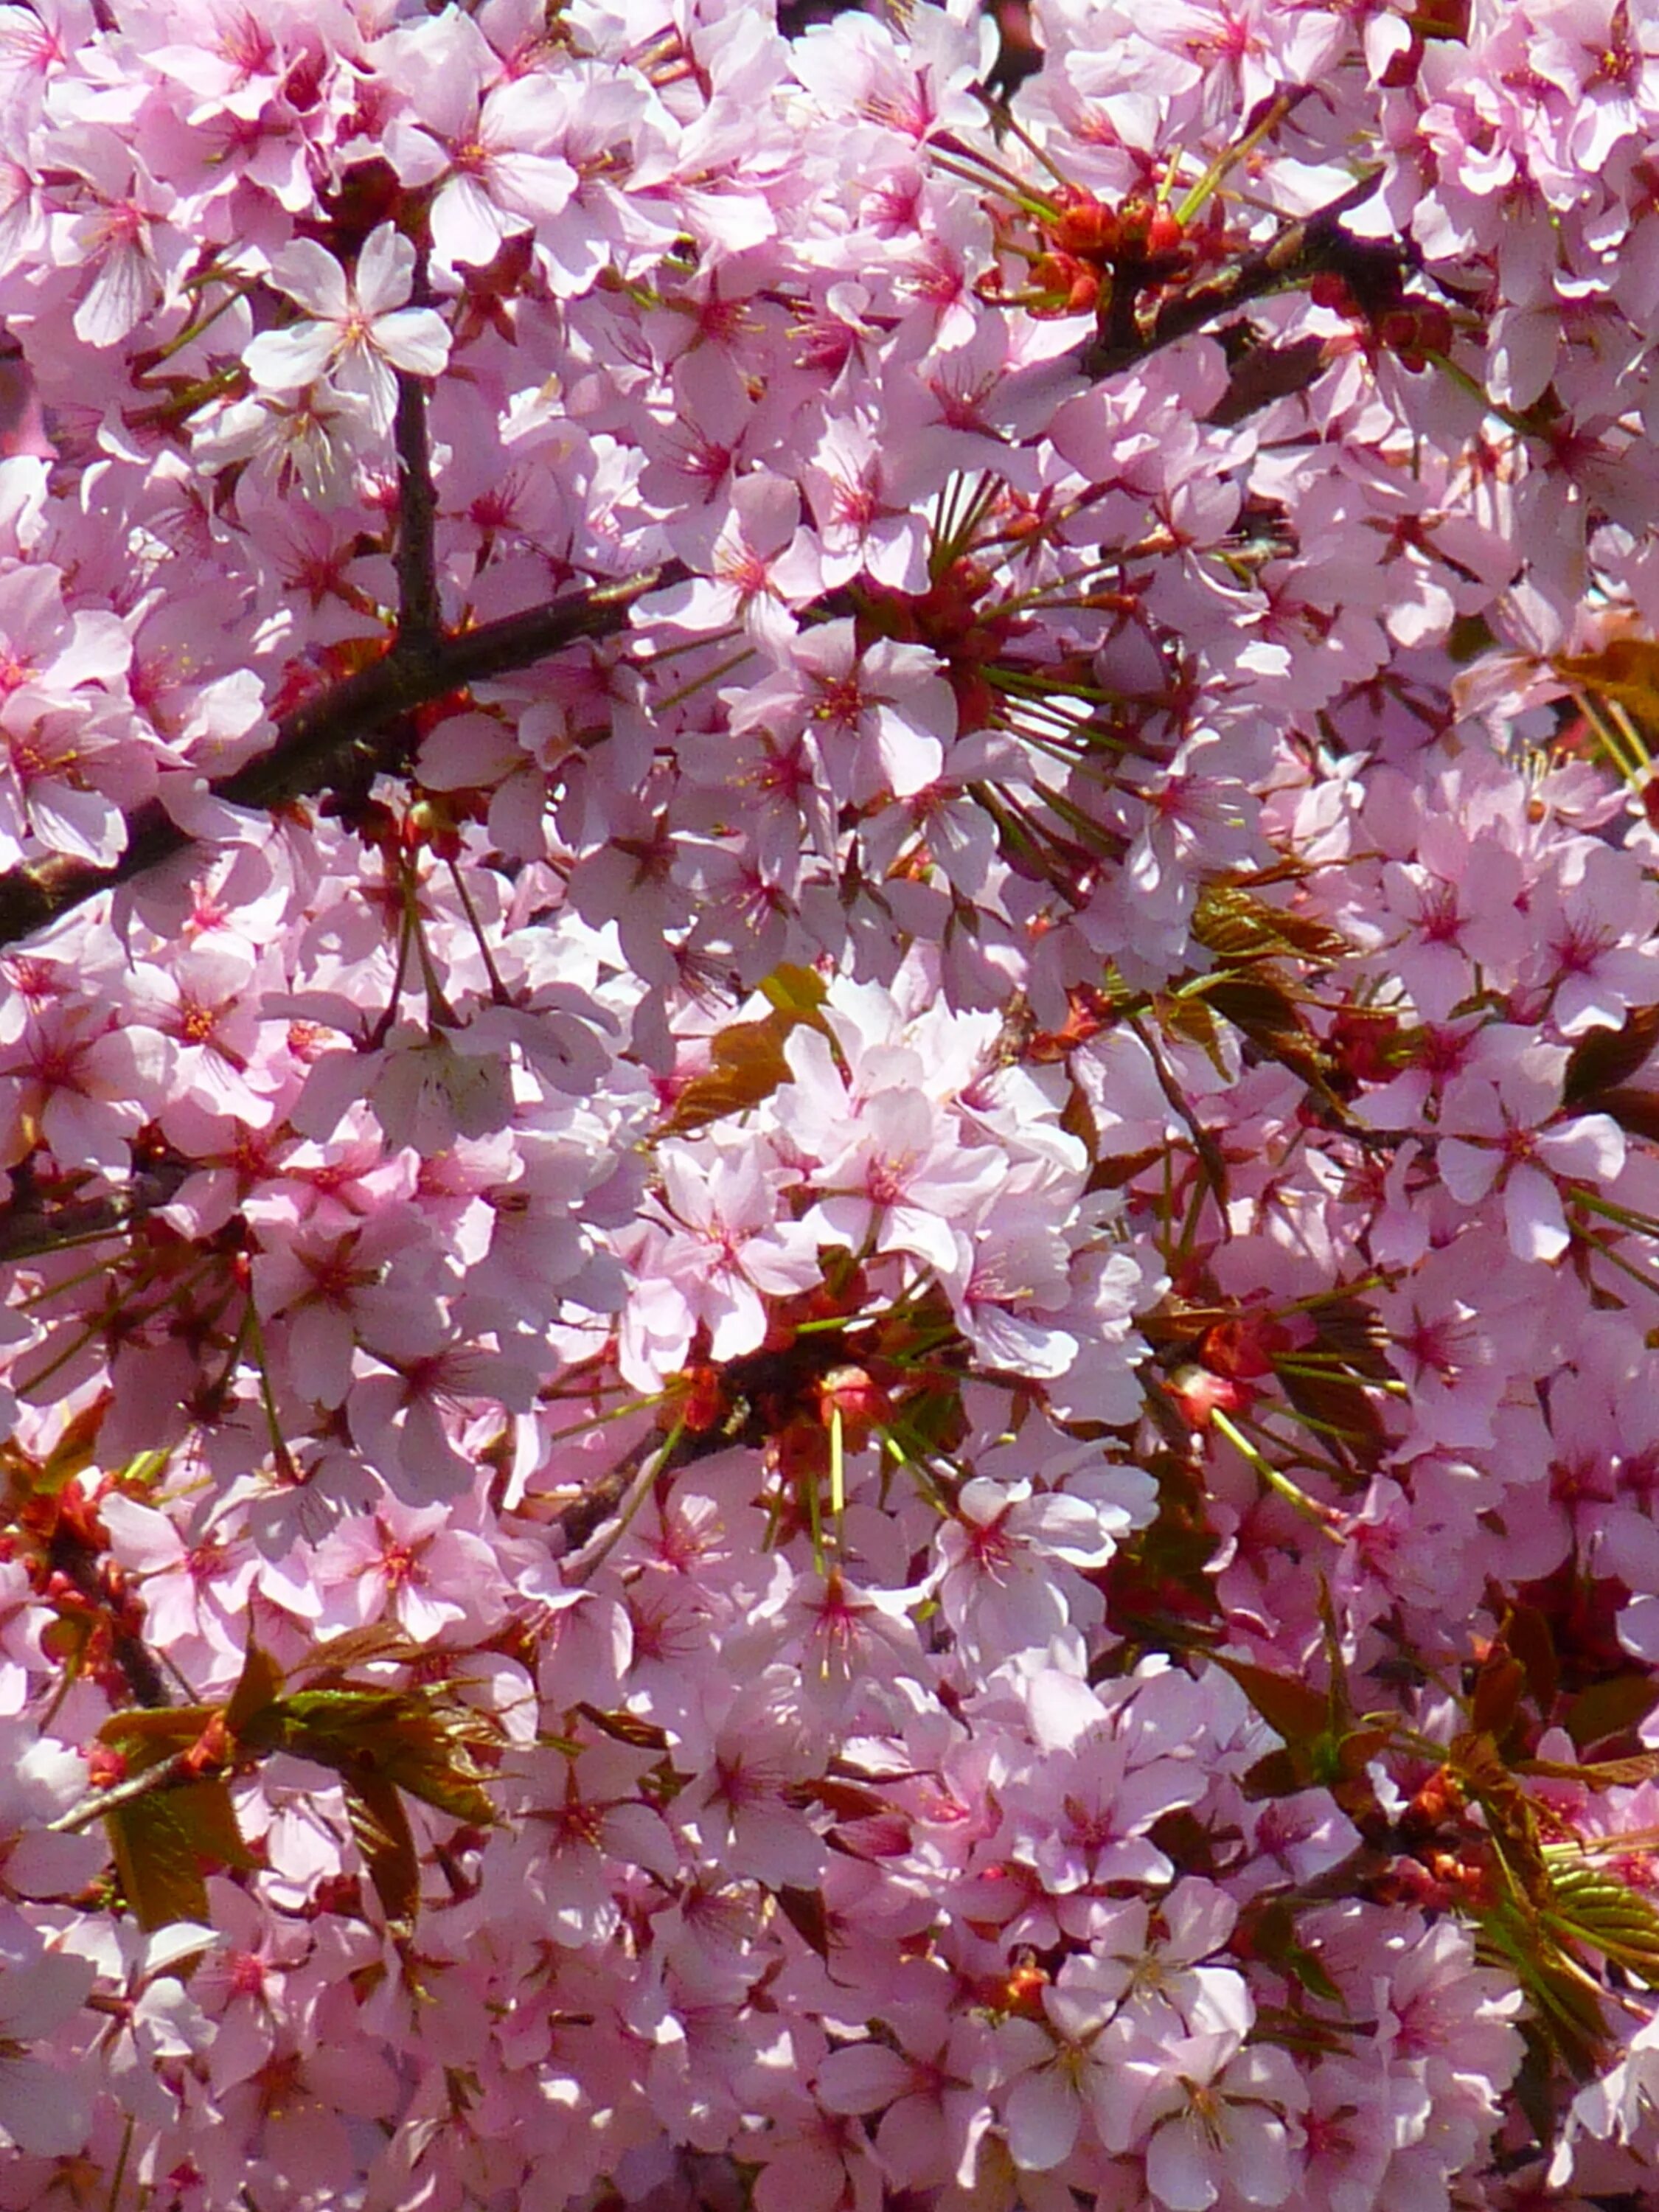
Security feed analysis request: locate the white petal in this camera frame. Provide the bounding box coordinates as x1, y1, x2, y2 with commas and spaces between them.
371, 306, 451, 379
244, 321, 338, 394
266, 236, 349, 319
352, 222, 414, 315
74, 246, 153, 348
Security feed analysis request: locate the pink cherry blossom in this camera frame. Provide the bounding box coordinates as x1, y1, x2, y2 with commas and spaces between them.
243, 223, 451, 434
0, 1, 1654, 2201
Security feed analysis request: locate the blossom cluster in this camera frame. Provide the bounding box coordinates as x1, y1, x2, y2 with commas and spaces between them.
1, 0, 1659, 2206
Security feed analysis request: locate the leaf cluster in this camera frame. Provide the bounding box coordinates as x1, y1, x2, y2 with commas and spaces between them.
91, 1629, 500, 1934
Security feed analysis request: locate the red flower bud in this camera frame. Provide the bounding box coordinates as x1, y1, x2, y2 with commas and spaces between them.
1051, 198, 1120, 258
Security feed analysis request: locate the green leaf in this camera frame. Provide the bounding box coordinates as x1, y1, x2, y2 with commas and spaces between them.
1545, 1869, 1659, 1987
756, 964, 830, 1023
1554, 639, 1659, 746
105, 1778, 254, 1932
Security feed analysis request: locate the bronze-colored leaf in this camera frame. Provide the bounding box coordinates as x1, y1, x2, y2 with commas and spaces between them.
665, 967, 831, 1135
1562, 1006, 1659, 1105
1554, 639, 1659, 743
224, 1641, 285, 1738
1158, 991, 1227, 1075
1239, 1747, 1307, 1800
664, 1019, 792, 1134
1520, 1750, 1659, 1789
1086, 1142, 1167, 1192
1202, 975, 1338, 1099
576, 1704, 671, 1752
1192, 883, 1351, 967
1205, 335, 1329, 428
99, 1705, 220, 1772
1238, 1897, 1344, 2004
1275, 1366, 1389, 1474
1470, 1651, 1528, 1742
291, 1624, 429, 1679
1305, 1298, 1396, 1382
345, 1771, 421, 1929
1564, 1672, 1659, 1751
1495, 1600, 1559, 1722
1585, 1085, 1659, 1143
773, 1884, 831, 1959
1210, 1654, 1330, 1745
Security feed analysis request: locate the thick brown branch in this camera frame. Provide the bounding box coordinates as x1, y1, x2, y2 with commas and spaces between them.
0, 563, 686, 953
392, 369, 443, 653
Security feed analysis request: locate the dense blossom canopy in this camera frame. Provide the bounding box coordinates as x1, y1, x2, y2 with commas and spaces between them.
5, 0, 1659, 2205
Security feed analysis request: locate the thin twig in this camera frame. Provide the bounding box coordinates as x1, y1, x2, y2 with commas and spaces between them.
0, 564, 686, 953
392, 239, 443, 653
49, 1751, 205, 1835
0, 1160, 191, 1265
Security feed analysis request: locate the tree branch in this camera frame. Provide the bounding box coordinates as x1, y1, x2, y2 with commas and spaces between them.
1077, 172, 1392, 381
0, 563, 687, 953
392, 369, 443, 655
391, 239, 442, 655
0, 1160, 192, 1265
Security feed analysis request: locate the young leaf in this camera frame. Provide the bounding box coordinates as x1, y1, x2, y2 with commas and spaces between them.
224, 1641, 285, 1737
1563, 1672, 1659, 1751
344, 1770, 422, 1928
105, 1778, 255, 1932
1561, 1004, 1659, 1105
1209, 1655, 1330, 1745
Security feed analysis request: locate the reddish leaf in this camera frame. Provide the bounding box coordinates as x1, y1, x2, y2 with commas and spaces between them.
1562, 1006, 1659, 1105
774, 1884, 831, 1960
1589, 1086, 1659, 1143
1564, 1672, 1659, 1752
1211, 1655, 1330, 1745
1470, 1651, 1526, 1742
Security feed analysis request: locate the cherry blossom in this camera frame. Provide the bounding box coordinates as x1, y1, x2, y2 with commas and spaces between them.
0, 0, 1655, 2203
243, 223, 451, 436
